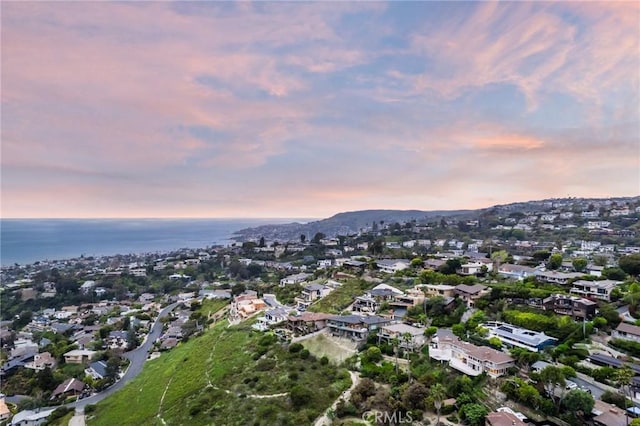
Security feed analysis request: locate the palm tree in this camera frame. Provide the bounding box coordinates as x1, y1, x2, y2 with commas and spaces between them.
430, 383, 446, 426
402, 332, 413, 360
391, 337, 399, 374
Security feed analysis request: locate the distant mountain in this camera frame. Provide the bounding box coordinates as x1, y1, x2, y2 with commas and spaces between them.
232, 208, 470, 242
231, 196, 640, 242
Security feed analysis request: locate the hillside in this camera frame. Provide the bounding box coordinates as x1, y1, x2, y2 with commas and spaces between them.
87, 303, 351, 426
232, 208, 470, 241
232, 196, 640, 242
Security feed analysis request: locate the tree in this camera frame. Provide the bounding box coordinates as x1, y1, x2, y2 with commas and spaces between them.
430, 383, 446, 426
300, 234, 306, 244
438, 258, 462, 275
424, 326, 437, 343
290, 385, 313, 408
533, 250, 551, 262
460, 403, 488, 426
368, 239, 384, 256
562, 389, 595, 422
616, 365, 634, 426
451, 323, 466, 338
311, 232, 326, 244
548, 253, 563, 270
619, 254, 640, 277
572, 257, 588, 272
539, 365, 566, 404
603, 267, 627, 281
258, 236, 265, 248
402, 332, 413, 359
364, 346, 382, 363
402, 383, 428, 410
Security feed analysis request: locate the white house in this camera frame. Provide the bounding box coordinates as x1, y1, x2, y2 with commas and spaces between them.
429, 330, 514, 378
375, 259, 410, 273
612, 323, 640, 343
570, 279, 622, 302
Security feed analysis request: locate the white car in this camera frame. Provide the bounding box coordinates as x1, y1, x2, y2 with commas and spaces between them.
565, 380, 578, 390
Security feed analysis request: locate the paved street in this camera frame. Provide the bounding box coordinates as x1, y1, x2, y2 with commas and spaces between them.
66, 302, 179, 410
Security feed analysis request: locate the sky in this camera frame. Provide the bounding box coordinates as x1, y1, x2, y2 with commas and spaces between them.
2, 1, 639, 219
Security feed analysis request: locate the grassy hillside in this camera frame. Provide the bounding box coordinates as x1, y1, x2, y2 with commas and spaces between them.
307, 279, 376, 314
88, 310, 351, 425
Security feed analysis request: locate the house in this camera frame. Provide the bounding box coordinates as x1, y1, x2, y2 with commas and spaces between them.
229, 291, 267, 320
377, 323, 425, 351
84, 360, 108, 380
1, 351, 38, 376
343, 259, 366, 270
317, 259, 333, 268
80, 280, 96, 294
107, 330, 129, 349
535, 270, 585, 284
429, 329, 514, 378
457, 260, 493, 275
353, 284, 403, 313
481, 322, 557, 352
352, 294, 379, 314
454, 284, 489, 308
369, 283, 404, 299
531, 360, 552, 373
571, 279, 622, 301
295, 283, 331, 311
486, 411, 527, 426
612, 323, 640, 343
279, 273, 311, 287
253, 308, 289, 331
497, 264, 537, 280
51, 378, 85, 400
423, 258, 445, 270
422, 284, 456, 298
327, 315, 392, 341
63, 349, 96, 364
10, 408, 56, 426
10, 339, 39, 358
24, 352, 57, 371
375, 259, 410, 273
593, 400, 634, 426
542, 294, 597, 320
287, 313, 333, 336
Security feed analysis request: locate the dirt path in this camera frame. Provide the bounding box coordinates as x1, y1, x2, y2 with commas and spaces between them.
314, 371, 360, 426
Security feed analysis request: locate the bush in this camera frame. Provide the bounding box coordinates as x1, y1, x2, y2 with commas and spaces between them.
255, 359, 276, 371
45, 406, 73, 424
300, 349, 310, 359
290, 385, 313, 408
320, 356, 329, 365
289, 343, 304, 353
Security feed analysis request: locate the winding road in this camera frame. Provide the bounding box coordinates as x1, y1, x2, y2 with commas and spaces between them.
67, 302, 179, 410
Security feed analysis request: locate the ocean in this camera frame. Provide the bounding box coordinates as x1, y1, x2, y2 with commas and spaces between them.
0, 218, 306, 266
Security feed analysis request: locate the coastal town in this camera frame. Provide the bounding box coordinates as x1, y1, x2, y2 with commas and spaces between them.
2, 196, 640, 426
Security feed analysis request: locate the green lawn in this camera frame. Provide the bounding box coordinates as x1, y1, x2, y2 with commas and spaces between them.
88, 311, 351, 425
307, 279, 376, 314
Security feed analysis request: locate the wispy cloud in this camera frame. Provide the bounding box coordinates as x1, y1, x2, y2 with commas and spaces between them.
1, 1, 637, 218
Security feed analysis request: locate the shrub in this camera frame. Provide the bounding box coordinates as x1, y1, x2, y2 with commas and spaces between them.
289, 343, 304, 353
300, 349, 310, 359
290, 385, 313, 408
255, 359, 276, 371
